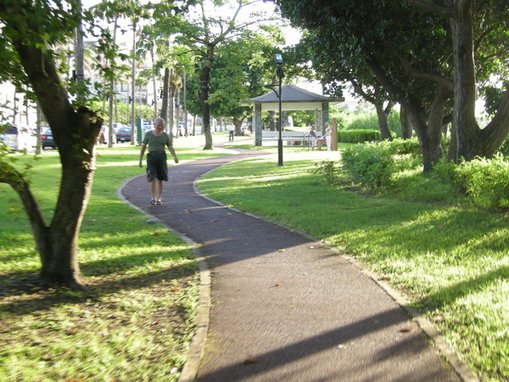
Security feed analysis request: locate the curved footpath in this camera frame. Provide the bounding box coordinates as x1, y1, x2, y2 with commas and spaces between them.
121, 150, 471, 382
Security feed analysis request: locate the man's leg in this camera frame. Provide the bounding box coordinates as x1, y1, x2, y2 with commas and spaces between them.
155, 180, 163, 203
149, 180, 156, 204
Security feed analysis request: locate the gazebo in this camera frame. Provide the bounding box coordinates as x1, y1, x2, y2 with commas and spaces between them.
248, 84, 343, 146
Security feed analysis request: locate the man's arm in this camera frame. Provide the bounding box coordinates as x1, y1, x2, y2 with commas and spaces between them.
139, 143, 147, 167
167, 144, 179, 163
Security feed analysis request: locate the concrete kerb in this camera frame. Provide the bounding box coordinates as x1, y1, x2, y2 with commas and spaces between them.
193, 163, 479, 382
117, 177, 211, 382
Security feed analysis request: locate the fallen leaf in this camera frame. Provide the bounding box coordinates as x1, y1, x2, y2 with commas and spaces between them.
243, 357, 258, 364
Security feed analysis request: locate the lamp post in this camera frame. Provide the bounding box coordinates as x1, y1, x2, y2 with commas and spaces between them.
264, 53, 284, 166
275, 53, 284, 166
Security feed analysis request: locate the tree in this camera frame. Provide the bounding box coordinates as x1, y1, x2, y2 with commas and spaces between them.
407, 0, 509, 161
208, 28, 281, 135
178, 0, 274, 149
0, 1, 104, 288
277, 0, 454, 171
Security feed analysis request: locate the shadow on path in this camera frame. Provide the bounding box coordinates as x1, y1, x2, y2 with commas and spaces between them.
122, 152, 462, 382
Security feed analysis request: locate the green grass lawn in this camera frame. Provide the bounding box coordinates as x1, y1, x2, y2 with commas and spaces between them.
2, 137, 508, 381
197, 150, 509, 382
0, 140, 231, 382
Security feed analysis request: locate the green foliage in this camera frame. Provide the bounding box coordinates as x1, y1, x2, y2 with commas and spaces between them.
456, 154, 509, 210
341, 142, 394, 191
338, 129, 380, 143
287, 110, 316, 127
337, 138, 509, 211
312, 160, 339, 186
346, 114, 379, 130
344, 111, 401, 135
384, 137, 421, 156
90, 101, 154, 124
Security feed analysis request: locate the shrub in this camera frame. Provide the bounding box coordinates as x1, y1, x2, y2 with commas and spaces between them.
456, 154, 509, 209
338, 129, 380, 143
341, 143, 394, 191
384, 137, 421, 156
347, 114, 379, 130
344, 111, 402, 136
313, 160, 339, 186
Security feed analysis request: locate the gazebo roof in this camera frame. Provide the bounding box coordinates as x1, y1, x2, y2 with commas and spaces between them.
248, 84, 343, 111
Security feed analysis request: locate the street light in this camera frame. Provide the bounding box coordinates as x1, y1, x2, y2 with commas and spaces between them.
264, 53, 284, 166
275, 53, 284, 166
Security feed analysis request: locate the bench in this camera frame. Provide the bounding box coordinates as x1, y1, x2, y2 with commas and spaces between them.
261, 130, 323, 147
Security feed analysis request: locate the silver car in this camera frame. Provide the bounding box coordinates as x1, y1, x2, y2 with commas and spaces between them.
0, 124, 37, 151
0, 124, 20, 150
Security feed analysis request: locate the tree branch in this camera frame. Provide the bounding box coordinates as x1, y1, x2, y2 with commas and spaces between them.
405, 0, 451, 17
394, 49, 454, 91
0, 163, 50, 265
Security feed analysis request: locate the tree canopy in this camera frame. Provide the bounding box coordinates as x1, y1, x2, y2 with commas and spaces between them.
276, 0, 509, 170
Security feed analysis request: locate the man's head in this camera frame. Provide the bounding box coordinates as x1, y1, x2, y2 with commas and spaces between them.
154, 117, 165, 132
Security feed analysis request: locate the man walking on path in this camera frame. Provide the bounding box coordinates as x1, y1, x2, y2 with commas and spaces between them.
138, 117, 179, 205
122, 152, 465, 382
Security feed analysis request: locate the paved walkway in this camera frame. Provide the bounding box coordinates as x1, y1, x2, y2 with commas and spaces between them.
121, 151, 463, 382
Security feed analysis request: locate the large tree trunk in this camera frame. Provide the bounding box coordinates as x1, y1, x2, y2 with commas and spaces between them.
12, 37, 102, 289
366, 57, 446, 172
233, 117, 243, 136
43, 134, 96, 287
400, 105, 413, 139
404, 87, 447, 172
268, 111, 276, 131
169, 82, 175, 138
450, 0, 480, 161
161, 67, 169, 121
480, 90, 509, 155
200, 45, 214, 150
375, 101, 393, 140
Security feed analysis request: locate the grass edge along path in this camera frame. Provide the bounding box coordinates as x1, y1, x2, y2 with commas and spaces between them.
0, 143, 231, 382
197, 151, 509, 382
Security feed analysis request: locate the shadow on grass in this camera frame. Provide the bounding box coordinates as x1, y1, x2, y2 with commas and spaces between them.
225, 171, 506, 261
416, 264, 509, 311
0, 245, 197, 311
0, 259, 197, 316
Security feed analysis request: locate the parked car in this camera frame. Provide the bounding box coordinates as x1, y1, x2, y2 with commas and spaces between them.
112, 122, 128, 133
41, 128, 56, 149
0, 124, 36, 151
0, 124, 19, 150
115, 127, 132, 143
142, 121, 152, 132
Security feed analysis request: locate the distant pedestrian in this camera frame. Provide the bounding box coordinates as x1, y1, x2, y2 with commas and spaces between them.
229, 129, 234, 142
309, 125, 317, 150
138, 117, 179, 205
324, 122, 332, 151
317, 123, 332, 150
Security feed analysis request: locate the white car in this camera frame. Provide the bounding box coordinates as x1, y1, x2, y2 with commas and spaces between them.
0, 124, 19, 150
0, 124, 37, 151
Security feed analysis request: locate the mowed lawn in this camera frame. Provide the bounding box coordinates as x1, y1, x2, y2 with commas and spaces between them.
197, 148, 509, 382
0, 138, 232, 382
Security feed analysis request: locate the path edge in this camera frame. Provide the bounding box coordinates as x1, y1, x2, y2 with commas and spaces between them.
117, 176, 210, 382
193, 164, 479, 382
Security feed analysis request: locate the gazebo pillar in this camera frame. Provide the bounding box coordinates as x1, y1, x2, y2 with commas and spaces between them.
315, 108, 322, 132
321, 102, 330, 128
254, 103, 262, 146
